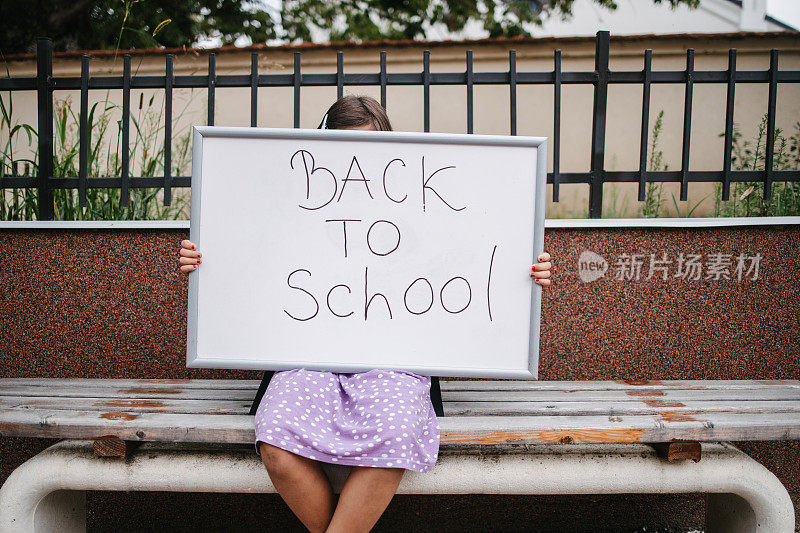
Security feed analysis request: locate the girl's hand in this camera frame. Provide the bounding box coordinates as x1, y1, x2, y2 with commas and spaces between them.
179, 239, 202, 274
531, 252, 552, 287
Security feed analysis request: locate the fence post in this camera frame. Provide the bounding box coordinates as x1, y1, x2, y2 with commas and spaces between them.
589, 31, 610, 219
36, 38, 54, 220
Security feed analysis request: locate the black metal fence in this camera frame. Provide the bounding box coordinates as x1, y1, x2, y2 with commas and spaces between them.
1, 30, 798, 219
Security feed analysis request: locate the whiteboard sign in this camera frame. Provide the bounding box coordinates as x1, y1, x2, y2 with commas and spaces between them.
187, 127, 547, 378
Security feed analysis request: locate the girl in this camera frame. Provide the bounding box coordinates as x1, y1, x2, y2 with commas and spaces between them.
179, 95, 553, 533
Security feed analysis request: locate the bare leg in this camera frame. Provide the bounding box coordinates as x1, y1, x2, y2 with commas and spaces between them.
325, 466, 405, 533
259, 442, 337, 533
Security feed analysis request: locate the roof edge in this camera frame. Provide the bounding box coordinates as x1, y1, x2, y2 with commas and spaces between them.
722, 0, 799, 32
764, 14, 798, 32
5, 30, 798, 62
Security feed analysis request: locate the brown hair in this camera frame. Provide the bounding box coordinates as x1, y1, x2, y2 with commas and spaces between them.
318, 95, 393, 131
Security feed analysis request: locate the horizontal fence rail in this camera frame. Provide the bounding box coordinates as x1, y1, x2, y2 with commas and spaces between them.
0, 31, 798, 219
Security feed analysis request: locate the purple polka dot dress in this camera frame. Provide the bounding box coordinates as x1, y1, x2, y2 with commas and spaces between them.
254, 368, 440, 472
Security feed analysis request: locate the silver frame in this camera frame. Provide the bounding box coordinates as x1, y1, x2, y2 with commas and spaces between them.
187, 126, 548, 379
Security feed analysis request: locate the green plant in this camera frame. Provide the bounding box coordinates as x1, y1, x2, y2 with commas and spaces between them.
639, 109, 668, 218
1, 87, 196, 221
49, 90, 195, 220
565, 202, 589, 219
670, 191, 709, 217
0, 1, 190, 221
602, 183, 631, 218
0, 55, 39, 220
713, 114, 800, 217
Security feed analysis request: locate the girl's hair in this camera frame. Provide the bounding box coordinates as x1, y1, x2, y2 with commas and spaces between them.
318, 95, 393, 131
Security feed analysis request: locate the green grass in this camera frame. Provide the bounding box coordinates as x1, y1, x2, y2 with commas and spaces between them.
713, 114, 800, 217
0, 82, 38, 220
1, 86, 197, 221
639, 109, 668, 218
634, 109, 799, 219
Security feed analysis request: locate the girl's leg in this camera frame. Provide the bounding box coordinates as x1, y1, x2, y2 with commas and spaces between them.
325, 466, 405, 533
259, 442, 337, 533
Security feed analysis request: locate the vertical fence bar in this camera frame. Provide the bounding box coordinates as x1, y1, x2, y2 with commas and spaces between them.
78, 55, 89, 208
207, 54, 216, 126
423, 50, 430, 133
250, 53, 258, 127
163, 54, 173, 206
553, 49, 562, 203
466, 50, 473, 134
36, 38, 54, 220
121, 54, 131, 208
294, 52, 301, 128
588, 31, 610, 219
380, 51, 387, 109
337, 51, 344, 99
637, 49, 652, 202
509, 50, 517, 136
764, 49, 778, 201
679, 49, 694, 202
722, 49, 736, 202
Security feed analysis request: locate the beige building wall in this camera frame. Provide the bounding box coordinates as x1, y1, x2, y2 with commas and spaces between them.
4, 33, 800, 218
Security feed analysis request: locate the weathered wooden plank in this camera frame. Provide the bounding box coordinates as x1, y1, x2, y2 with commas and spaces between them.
0, 408, 253, 443
442, 400, 800, 417
3, 397, 800, 418
3, 378, 798, 392
0, 378, 262, 390
440, 379, 800, 391
2, 379, 798, 448
3, 384, 798, 403
441, 389, 800, 402
0, 396, 251, 414
438, 413, 800, 445
1, 408, 798, 445
0, 385, 258, 401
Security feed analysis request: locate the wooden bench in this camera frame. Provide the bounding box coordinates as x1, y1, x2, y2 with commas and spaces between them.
1, 377, 798, 532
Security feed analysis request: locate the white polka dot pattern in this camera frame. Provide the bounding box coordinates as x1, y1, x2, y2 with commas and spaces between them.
254, 368, 440, 473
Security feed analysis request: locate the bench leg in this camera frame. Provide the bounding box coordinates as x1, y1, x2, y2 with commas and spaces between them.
0, 439, 793, 533
33, 490, 86, 533
0, 450, 86, 533
706, 492, 758, 533
0, 439, 270, 533
405, 441, 794, 533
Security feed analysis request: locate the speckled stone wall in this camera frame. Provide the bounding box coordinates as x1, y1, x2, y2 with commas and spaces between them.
1, 225, 798, 532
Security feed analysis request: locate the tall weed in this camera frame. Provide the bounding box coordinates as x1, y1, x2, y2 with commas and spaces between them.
713, 114, 800, 217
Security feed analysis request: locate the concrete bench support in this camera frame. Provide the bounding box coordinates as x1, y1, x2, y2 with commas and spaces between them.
0, 440, 793, 533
